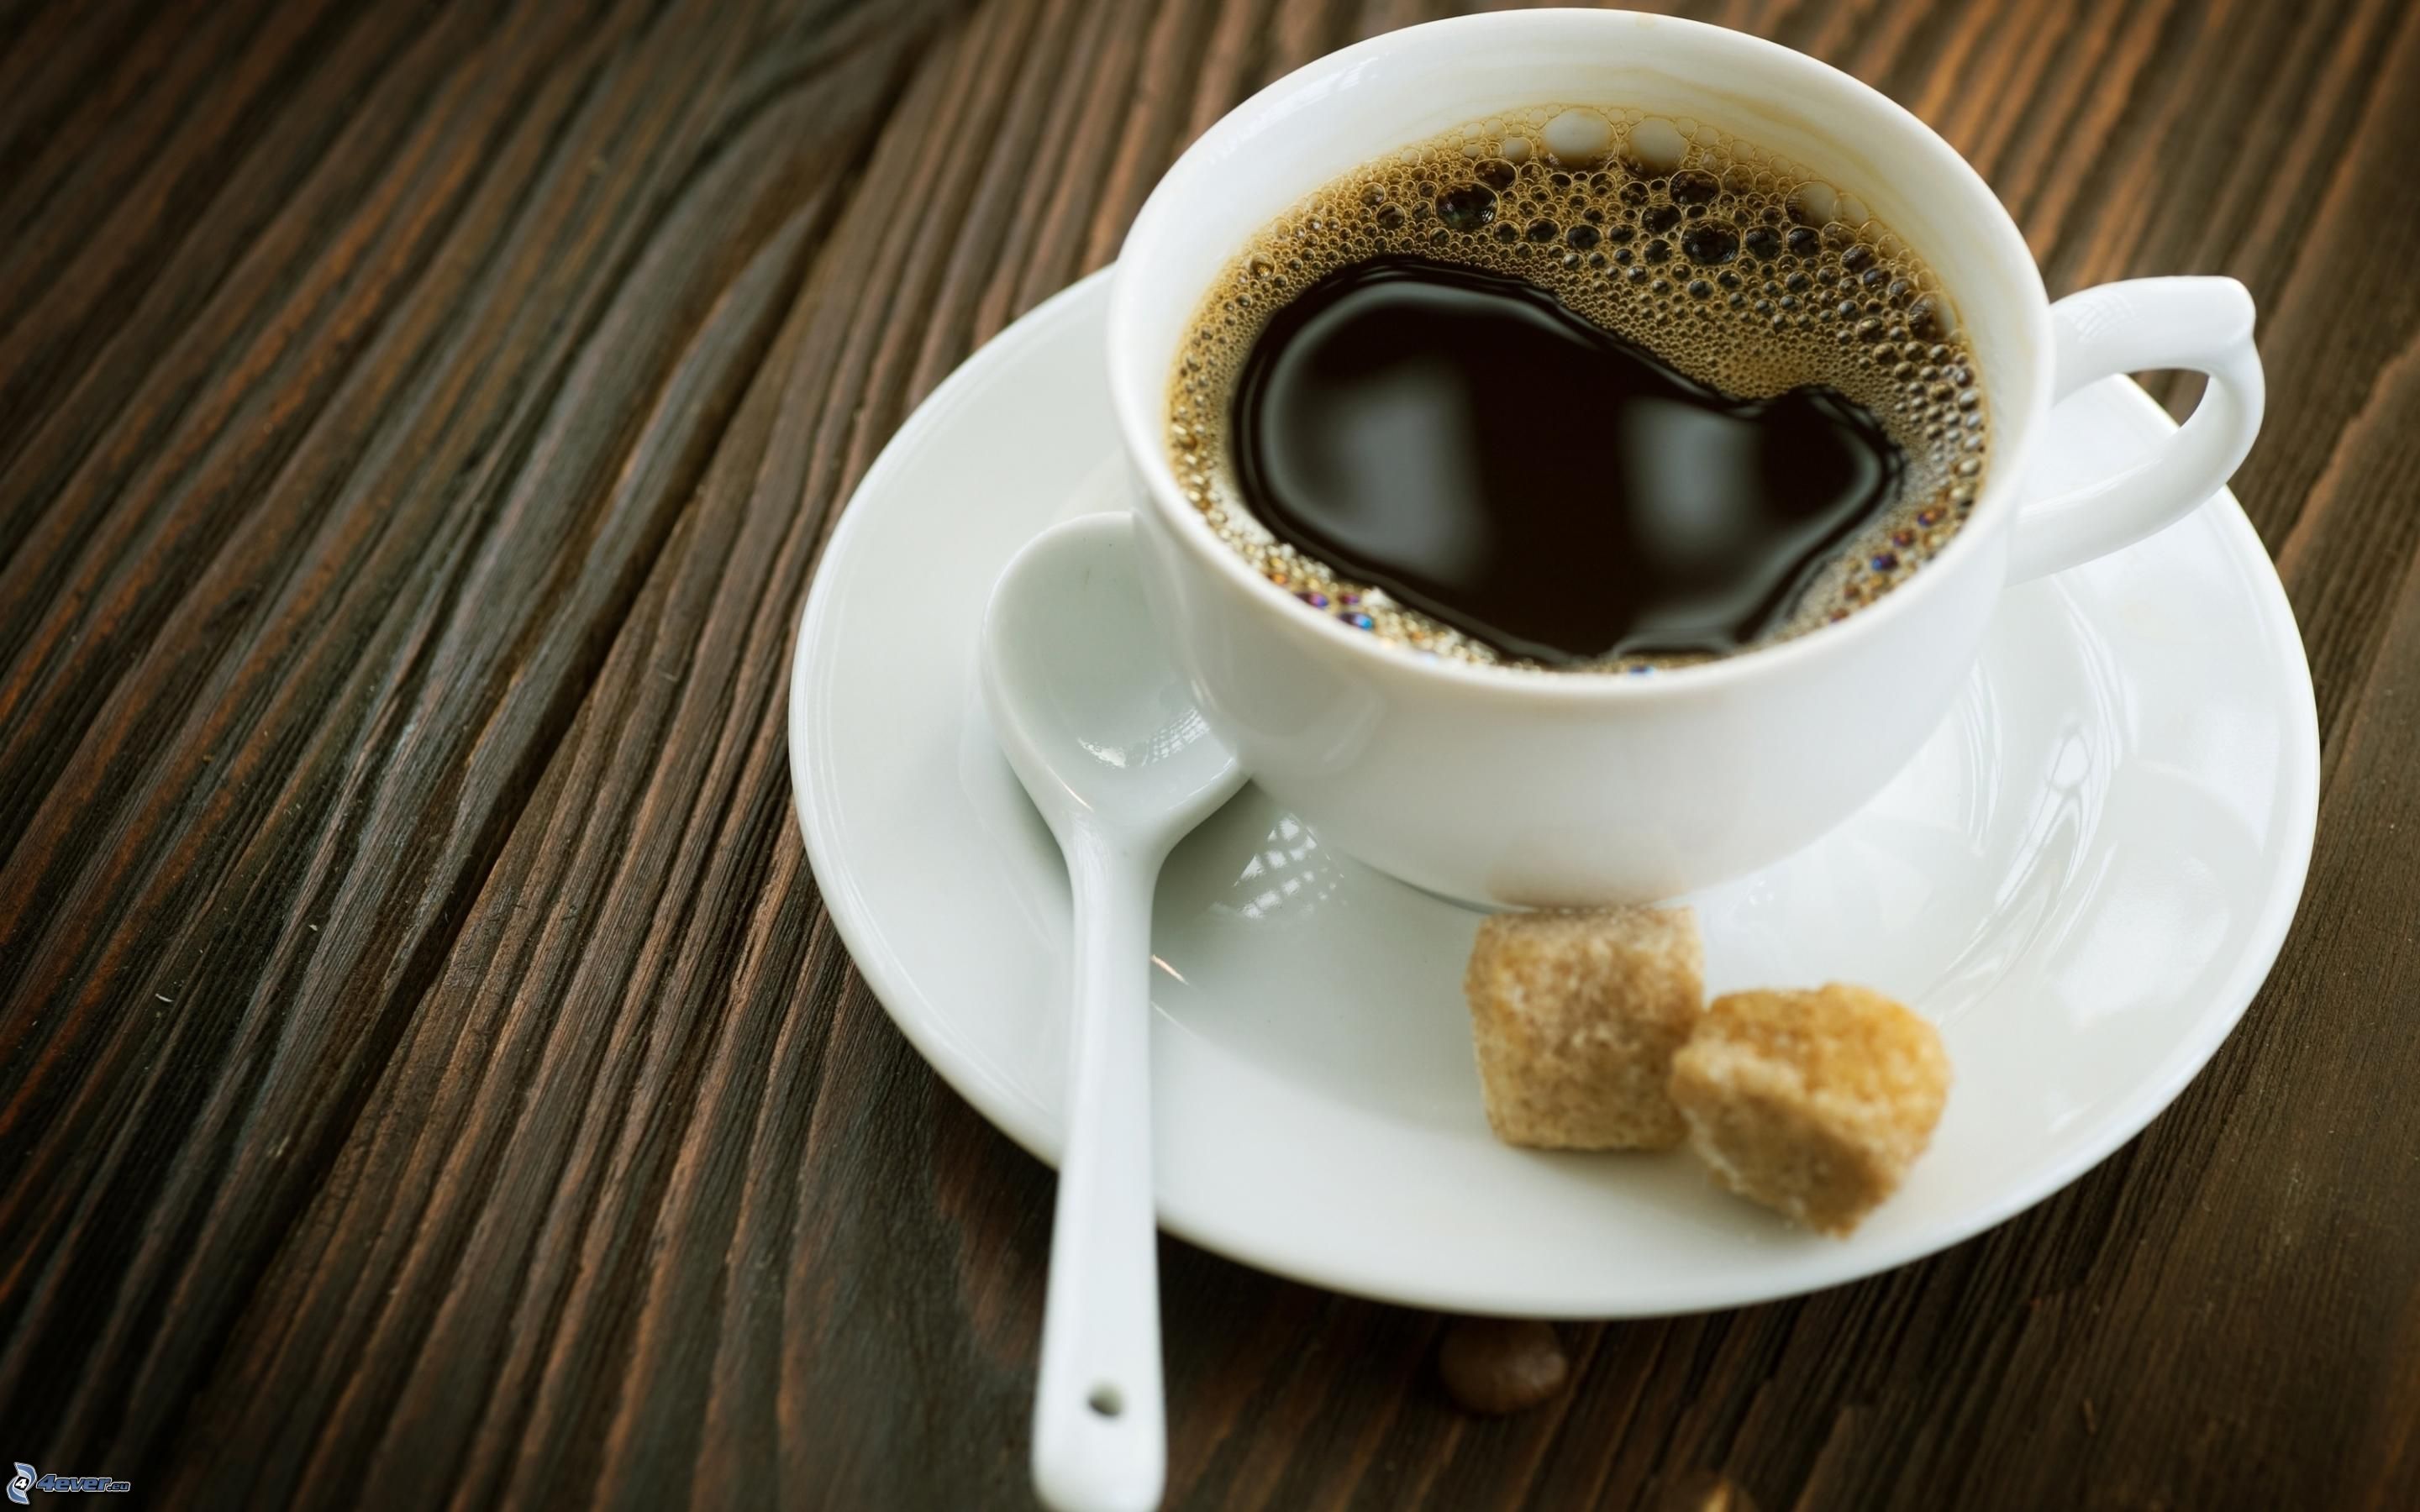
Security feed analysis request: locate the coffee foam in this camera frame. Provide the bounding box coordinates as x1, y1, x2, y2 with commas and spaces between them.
1165, 107, 1990, 672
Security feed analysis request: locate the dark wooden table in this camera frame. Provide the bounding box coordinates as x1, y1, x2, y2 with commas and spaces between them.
4, 0, 2417, 1506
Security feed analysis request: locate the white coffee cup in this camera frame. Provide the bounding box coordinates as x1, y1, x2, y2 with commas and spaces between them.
1107, 9, 2263, 908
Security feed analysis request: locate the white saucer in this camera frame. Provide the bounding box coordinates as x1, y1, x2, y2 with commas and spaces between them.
789, 270, 2318, 1318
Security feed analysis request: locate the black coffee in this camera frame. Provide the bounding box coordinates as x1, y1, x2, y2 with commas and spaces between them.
1232, 255, 1903, 664
1167, 106, 1989, 671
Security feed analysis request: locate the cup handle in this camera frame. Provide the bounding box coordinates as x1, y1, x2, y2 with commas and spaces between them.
2007, 277, 2265, 584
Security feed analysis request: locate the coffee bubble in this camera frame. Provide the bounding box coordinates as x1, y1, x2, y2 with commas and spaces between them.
1789, 181, 1839, 227
1670, 169, 1721, 205
1437, 186, 1497, 229
1681, 225, 1739, 265
1626, 117, 1688, 174
1543, 108, 1614, 166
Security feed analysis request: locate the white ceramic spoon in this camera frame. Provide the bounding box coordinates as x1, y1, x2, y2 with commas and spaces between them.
980, 513, 1246, 1512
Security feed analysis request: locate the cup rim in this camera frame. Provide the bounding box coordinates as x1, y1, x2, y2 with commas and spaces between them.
1108, 8, 2054, 706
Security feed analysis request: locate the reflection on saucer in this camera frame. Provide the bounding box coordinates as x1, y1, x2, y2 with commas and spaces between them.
1219, 811, 1339, 923
1157, 789, 1347, 930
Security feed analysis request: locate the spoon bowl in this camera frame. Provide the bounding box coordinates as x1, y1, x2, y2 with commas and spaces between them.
983, 516, 1243, 844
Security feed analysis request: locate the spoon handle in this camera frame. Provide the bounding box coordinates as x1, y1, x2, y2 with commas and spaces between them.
1026, 837, 1166, 1509
1033, 836, 1167, 1512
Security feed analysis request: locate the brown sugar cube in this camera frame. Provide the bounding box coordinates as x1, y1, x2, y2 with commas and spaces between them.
1463, 906, 1703, 1151
1668, 984, 1949, 1236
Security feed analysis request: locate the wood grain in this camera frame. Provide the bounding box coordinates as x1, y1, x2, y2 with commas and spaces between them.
3, 1, 2417, 1507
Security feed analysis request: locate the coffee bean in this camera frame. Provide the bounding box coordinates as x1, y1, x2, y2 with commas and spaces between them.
1438, 1318, 1569, 1415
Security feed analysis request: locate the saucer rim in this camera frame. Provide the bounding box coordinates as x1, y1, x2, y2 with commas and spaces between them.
789, 267, 2320, 1317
